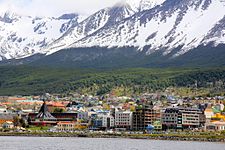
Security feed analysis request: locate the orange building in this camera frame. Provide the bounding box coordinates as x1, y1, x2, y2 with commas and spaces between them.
211, 113, 225, 122
0, 114, 14, 126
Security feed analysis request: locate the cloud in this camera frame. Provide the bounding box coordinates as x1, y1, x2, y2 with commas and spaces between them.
0, 0, 123, 17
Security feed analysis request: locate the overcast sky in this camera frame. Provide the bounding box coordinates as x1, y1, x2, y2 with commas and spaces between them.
0, 0, 123, 17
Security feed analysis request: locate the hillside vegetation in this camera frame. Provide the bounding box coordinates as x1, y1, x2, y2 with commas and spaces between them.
0, 66, 224, 96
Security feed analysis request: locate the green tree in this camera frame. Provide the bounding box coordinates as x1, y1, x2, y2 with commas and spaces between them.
53, 108, 65, 113
13, 116, 20, 127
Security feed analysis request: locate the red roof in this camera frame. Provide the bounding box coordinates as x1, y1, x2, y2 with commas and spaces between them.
47, 102, 65, 107
20, 102, 33, 105
0, 102, 12, 105
8, 97, 27, 101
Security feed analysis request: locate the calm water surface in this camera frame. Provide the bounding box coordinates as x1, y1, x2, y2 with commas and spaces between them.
0, 136, 224, 150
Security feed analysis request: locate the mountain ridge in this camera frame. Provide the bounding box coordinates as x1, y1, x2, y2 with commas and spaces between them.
0, 11, 81, 60
0, 0, 225, 68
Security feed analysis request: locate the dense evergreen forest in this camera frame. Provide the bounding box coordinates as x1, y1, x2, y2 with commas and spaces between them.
0, 66, 225, 96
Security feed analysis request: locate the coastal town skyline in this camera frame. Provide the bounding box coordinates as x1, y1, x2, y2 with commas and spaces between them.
0, 0, 225, 149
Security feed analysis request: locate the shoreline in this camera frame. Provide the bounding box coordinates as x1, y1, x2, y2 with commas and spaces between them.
0, 132, 224, 142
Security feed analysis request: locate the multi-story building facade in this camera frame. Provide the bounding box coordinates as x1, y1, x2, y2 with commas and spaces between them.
132, 105, 161, 131
102, 115, 114, 129
162, 107, 205, 130
161, 108, 179, 129
115, 110, 132, 130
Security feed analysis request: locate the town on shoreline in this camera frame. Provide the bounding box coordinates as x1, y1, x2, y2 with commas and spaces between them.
0, 92, 225, 142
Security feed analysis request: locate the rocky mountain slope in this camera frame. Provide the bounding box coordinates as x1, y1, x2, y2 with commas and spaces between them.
68, 0, 225, 57
0, 11, 81, 60
0, 0, 225, 68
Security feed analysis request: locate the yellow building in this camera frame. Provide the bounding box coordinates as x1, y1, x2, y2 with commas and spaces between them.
74, 120, 88, 130
204, 112, 225, 131
211, 113, 225, 122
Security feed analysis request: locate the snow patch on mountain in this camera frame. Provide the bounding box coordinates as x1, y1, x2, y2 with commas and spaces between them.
68, 0, 225, 57
45, 3, 137, 55
126, 0, 166, 12
168, 0, 225, 56
0, 12, 80, 60
1, 0, 225, 61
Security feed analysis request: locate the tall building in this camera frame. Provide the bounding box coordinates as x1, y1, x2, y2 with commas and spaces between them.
132, 105, 161, 131
161, 108, 179, 129
115, 110, 132, 130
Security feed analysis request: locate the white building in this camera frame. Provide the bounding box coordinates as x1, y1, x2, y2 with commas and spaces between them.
115, 110, 132, 130
205, 121, 225, 131
0, 106, 7, 113
102, 115, 114, 128
204, 106, 214, 122
2, 121, 14, 129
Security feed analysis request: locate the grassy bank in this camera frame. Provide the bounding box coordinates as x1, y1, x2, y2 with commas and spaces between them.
0, 132, 224, 142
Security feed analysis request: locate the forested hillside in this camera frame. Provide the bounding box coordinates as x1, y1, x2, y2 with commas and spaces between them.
0, 66, 225, 96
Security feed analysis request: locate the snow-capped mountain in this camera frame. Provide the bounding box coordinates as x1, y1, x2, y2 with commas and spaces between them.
126, 0, 166, 12
68, 0, 225, 57
0, 11, 81, 60
1, 0, 225, 65
46, 2, 137, 54
46, 0, 166, 54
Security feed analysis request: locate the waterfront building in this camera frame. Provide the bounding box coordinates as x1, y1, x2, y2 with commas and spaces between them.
0, 113, 14, 127
132, 105, 161, 131
115, 110, 132, 130
92, 118, 103, 129
28, 96, 78, 126
205, 121, 225, 131
161, 107, 179, 129
162, 107, 205, 130
2, 121, 14, 129
57, 121, 75, 131
29, 111, 78, 125
102, 115, 114, 129
31, 99, 57, 126
181, 108, 204, 129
